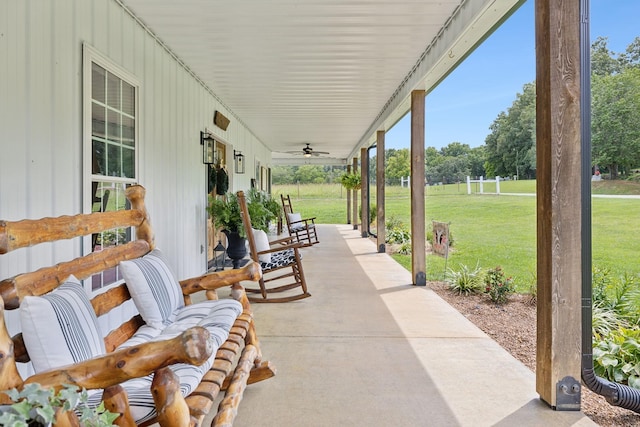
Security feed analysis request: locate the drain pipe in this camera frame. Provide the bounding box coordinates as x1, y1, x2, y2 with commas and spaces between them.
366, 144, 377, 238
580, 0, 640, 412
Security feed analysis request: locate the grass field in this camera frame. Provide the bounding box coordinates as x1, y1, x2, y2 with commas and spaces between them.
272, 180, 640, 290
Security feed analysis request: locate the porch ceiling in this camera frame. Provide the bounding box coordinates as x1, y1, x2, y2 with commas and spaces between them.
120, 0, 523, 164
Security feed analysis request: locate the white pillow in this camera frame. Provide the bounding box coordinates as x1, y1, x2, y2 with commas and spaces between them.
21, 275, 106, 373
287, 212, 302, 224
252, 229, 271, 264
120, 249, 185, 329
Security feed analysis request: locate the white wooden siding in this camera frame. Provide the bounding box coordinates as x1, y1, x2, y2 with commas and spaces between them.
0, 0, 272, 336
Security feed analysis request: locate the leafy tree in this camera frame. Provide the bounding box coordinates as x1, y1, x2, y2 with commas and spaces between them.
591, 68, 640, 179
591, 37, 622, 77
272, 165, 296, 184
483, 82, 536, 179
386, 149, 411, 184
616, 36, 640, 71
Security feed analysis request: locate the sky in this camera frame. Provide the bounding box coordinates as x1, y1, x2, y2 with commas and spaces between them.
385, 0, 640, 151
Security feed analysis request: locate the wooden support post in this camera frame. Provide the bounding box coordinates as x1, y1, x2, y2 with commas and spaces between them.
346, 165, 352, 224
360, 147, 369, 237
352, 158, 359, 231
535, 0, 583, 410
410, 90, 426, 286
376, 130, 386, 253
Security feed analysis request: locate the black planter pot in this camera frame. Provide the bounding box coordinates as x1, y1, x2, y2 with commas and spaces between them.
223, 230, 247, 269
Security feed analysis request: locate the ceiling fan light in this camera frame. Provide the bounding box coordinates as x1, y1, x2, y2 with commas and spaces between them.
303, 152, 312, 158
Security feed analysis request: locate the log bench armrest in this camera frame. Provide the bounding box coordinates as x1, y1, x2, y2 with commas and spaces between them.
180, 262, 262, 296
25, 326, 213, 392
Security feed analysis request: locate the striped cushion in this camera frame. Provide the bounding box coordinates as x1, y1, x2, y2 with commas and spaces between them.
88, 299, 243, 424
20, 275, 106, 373
120, 249, 185, 329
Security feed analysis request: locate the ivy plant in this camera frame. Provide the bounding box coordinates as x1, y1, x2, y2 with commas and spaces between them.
0, 383, 117, 427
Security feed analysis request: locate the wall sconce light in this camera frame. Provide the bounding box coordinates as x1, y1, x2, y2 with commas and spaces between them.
201, 131, 215, 164
234, 150, 245, 174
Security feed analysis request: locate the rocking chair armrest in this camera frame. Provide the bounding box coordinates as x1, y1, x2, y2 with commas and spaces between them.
289, 218, 314, 225
25, 326, 213, 392
180, 261, 262, 296
268, 235, 296, 246
258, 242, 303, 256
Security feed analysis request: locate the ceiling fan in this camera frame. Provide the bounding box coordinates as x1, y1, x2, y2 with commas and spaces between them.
285, 143, 330, 158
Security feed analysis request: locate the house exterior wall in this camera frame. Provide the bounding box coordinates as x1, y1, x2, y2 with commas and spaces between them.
0, 0, 271, 336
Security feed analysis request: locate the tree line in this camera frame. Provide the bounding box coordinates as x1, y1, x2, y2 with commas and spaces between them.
273, 37, 640, 186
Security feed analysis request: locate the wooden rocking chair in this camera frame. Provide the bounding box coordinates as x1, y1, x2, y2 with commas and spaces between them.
238, 191, 311, 303
280, 194, 319, 246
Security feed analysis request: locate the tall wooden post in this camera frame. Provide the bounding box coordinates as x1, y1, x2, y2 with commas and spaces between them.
352, 157, 359, 231
536, 0, 582, 409
346, 165, 352, 224
376, 130, 386, 253
410, 90, 426, 286
360, 147, 369, 237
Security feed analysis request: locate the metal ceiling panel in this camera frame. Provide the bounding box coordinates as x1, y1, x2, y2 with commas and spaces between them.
119, 0, 522, 163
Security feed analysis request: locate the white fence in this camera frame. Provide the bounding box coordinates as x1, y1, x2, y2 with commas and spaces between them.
466, 176, 501, 195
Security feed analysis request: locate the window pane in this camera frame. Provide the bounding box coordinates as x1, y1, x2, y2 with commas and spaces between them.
92, 139, 106, 175
92, 102, 105, 138
92, 63, 106, 103
122, 146, 135, 179
122, 81, 135, 116
107, 143, 120, 176
107, 72, 121, 110
107, 110, 121, 144
122, 115, 135, 147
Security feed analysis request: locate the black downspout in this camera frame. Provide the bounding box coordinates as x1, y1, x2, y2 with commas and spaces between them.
366, 144, 377, 238
580, 0, 640, 412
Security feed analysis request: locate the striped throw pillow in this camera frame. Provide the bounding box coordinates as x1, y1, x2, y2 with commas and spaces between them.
120, 249, 185, 329
20, 275, 106, 373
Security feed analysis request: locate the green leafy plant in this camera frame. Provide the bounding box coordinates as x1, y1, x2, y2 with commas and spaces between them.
359, 204, 376, 225
340, 173, 361, 190
207, 190, 278, 236
0, 383, 118, 427
385, 218, 410, 245
246, 188, 280, 232
446, 262, 483, 295
483, 266, 514, 304
593, 327, 640, 389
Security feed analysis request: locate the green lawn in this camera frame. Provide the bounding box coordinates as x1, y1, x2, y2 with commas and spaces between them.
273, 181, 640, 289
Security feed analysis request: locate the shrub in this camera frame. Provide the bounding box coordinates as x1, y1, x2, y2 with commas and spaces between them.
446, 262, 483, 295
397, 242, 412, 255
592, 305, 626, 339
483, 266, 514, 304
359, 204, 376, 225
593, 327, 640, 389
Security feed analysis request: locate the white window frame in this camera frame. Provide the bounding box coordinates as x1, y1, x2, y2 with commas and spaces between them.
82, 44, 140, 291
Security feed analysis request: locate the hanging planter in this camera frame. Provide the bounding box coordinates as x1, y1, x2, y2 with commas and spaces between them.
340, 172, 362, 190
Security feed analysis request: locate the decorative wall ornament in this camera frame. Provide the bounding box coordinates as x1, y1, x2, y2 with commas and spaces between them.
214, 111, 230, 131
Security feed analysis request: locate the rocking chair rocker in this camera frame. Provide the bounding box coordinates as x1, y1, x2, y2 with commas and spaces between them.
238, 191, 311, 303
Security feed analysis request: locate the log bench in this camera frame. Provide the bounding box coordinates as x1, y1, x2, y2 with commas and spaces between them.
0, 185, 275, 426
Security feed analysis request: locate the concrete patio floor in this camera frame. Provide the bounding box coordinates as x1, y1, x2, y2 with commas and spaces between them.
222, 224, 596, 426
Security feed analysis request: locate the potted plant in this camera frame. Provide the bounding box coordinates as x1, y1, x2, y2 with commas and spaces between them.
340, 172, 362, 190
0, 383, 118, 427
246, 188, 281, 231
207, 190, 279, 267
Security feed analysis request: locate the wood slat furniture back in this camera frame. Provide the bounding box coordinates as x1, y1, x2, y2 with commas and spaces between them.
0, 185, 275, 426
